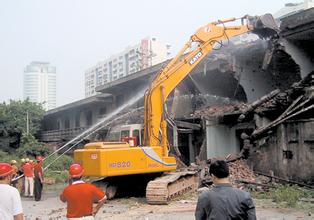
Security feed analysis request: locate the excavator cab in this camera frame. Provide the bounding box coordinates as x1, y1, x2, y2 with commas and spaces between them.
120, 124, 144, 146
106, 124, 144, 146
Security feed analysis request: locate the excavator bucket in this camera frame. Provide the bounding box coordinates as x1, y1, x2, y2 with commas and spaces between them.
248, 13, 279, 38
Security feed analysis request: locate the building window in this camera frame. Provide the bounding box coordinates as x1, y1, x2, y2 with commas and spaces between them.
86, 110, 93, 126
64, 117, 70, 129
75, 113, 80, 128
99, 107, 107, 116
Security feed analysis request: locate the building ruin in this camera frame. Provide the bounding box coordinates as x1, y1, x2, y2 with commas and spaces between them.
41, 8, 314, 183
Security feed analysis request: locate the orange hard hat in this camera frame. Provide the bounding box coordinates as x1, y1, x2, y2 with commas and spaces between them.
36, 156, 44, 161
69, 164, 84, 178
0, 163, 13, 177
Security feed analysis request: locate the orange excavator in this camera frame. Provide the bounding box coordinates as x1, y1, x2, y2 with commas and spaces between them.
74, 14, 278, 204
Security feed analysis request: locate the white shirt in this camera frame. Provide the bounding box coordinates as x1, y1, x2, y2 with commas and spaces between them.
0, 184, 23, 220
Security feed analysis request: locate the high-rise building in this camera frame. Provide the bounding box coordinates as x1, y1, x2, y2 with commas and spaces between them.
85, 37, 170, 97
23, 61, 56, 110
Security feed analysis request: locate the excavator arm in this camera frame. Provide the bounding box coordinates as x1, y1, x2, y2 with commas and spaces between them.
143, 14, 278, 155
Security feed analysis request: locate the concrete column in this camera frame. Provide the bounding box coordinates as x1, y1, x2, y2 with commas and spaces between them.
189, 133, 195, 164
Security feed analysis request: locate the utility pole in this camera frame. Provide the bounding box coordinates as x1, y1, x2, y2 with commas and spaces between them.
26, 110, 29, 134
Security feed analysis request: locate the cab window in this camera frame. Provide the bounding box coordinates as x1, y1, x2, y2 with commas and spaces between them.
121, 130, 130, 138
133, 129, 140, 146
141, 129, 144, 146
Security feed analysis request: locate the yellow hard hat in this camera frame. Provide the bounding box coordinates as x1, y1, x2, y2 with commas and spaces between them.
21, 158, 25, 163
25, 158, 30, 162
10, 160, 17, 164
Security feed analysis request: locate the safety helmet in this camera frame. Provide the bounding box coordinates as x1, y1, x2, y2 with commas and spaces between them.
30, 160, 34, 163
0, 163, 13, 177
36, 156, 44, 161
25, 158, 30, 162
21, 158, 25, 163
69, 164, 84, 178
10, 160, 17, 164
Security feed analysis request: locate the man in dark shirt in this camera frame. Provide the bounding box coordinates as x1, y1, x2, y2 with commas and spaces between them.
195, 160, 256, 220
34, 156, 44, 201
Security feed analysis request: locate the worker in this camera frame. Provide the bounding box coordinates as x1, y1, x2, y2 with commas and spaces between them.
10, 160, 18, 188
60, 163, 106, 219
0, 163, 24, 220
34, 156, 44, 201
17, 158, 26, 194
195, 160, 256, 220
22, 158, 34, 197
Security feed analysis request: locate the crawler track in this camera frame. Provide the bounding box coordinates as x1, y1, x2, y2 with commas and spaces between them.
146, 171, 199, 204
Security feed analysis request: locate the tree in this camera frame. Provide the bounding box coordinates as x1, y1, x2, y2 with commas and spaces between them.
0, 99, 45, 152
16, 133, 52, 157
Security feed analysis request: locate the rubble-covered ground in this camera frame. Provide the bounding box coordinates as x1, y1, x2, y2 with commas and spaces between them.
21, 184, 314, 220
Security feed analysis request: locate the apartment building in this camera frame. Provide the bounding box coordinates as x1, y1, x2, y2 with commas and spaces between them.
85, 37, 170, 97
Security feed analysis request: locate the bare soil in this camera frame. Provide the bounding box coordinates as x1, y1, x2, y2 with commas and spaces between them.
21, 184, 313, 220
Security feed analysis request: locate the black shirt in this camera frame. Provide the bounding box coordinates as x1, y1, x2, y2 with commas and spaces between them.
195, 183, 256, 220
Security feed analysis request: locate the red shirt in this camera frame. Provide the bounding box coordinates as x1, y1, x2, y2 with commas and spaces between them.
33, 163, 43, 178
22, 163, 34, 177
60, 181, 105, 218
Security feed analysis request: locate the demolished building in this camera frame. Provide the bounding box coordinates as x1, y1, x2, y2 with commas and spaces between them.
41, 8, 314, 183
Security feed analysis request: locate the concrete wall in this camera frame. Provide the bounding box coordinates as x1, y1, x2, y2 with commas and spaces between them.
233, 41, 301, 102
206, 120, 240, 158
251, 120, 314, 183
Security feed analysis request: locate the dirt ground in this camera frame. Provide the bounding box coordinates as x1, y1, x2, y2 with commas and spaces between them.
21, 184, 313, 220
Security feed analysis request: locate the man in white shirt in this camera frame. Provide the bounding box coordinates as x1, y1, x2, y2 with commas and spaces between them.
0, 163, 24, 220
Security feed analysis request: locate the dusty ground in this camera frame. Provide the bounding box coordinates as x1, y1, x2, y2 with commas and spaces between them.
22, 184, 313, 220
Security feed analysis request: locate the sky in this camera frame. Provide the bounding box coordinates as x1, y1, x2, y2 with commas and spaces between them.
0, 0, 297, 107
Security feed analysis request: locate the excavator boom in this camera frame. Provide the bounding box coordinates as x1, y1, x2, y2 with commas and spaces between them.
74, 14, 278, 204
143, 14, 278, 153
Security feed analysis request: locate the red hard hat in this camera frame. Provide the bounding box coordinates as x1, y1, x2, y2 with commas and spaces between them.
36, 156, 44, 161
69, 164, 84, 178
0, 163, 13, 177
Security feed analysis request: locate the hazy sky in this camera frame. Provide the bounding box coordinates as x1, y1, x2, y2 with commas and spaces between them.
0, 0, 296, 107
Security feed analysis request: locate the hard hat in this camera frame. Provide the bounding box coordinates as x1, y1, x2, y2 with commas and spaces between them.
30, 160, 34, 163
69, 164, 84, 178
21, 158, 25, 163
25, 158, 30, 162
10, 160, 17, 164
36, 156, 44, 161
0, 163, 13, 177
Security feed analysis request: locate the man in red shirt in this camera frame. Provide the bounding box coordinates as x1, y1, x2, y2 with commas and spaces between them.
22, 158, 34, 197
60, 164, 106, 219
34, 156, 44, 201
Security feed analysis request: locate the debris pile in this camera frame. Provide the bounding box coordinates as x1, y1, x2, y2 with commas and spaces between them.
193, 103, 248, 118
228, 160, 256, 187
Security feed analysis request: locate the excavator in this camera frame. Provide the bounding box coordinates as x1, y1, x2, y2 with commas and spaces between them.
74, 14, 278, 204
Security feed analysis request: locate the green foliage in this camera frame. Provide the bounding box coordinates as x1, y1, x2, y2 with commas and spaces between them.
270, 185, 301, 207
55, 171, 70, 183
45, 170, 69, 183
43, 155, 73, 183
44, 154, 74, 171
0, 150, 18, 163
16, 133, 52, 157
0, 99, 45, 151
0, 99, 44, 135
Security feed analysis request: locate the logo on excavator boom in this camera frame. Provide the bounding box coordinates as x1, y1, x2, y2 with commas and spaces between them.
189, 51, 203, 65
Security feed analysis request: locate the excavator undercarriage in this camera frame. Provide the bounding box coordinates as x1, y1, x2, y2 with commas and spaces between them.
146, 170, 199, 204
